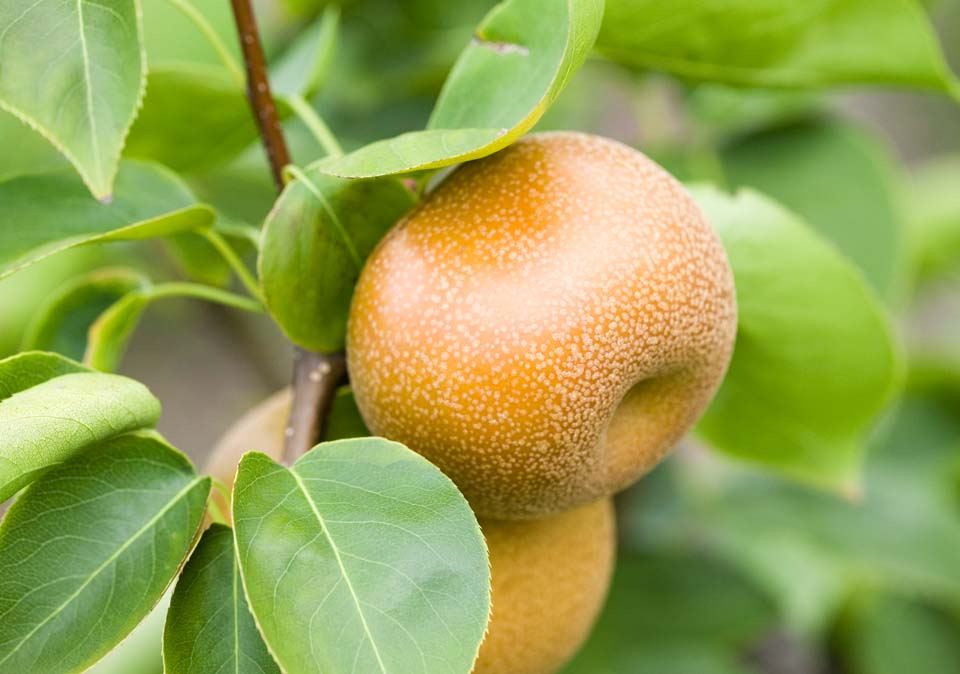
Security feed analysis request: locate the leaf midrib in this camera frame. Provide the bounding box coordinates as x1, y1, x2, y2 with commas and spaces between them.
289, 468, 388, 674
75, 0, 103, 186
0, 475, 205, 666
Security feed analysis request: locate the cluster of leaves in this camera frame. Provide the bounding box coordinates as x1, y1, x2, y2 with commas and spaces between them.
1, 0, 959, 672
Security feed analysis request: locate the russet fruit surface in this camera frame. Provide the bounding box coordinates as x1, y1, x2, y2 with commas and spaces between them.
347, 131, 737, 519
474, 499, 615, 674
205, 393, 615, 674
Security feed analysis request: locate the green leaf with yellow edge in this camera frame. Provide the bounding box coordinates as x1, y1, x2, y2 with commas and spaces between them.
691, 186, 901, 491
21, 268, 149, 360
597, 0, 959, 94
0, 351, 161, 502
318, 0, 603, 178
0, 433, 210, 674
0, 161, 214, 281
232, 438, 490, 674
0, 0, 147, 199
259, 170, 417, 351
164, 524, 279, 674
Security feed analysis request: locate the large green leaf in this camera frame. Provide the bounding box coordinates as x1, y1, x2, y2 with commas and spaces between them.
597, 0, 959, 93
21, 268, 149, 360
0, 0, 146, 199
164, 524, 279, 674
721, 120, 907, 301
0, 351, 160, 501
232, 439, 490, 674
259, 170, 417, 351
0, 161, 214, 281
0, 433, 210, 673
318, 0, 604, 178
692, 186, 900, 490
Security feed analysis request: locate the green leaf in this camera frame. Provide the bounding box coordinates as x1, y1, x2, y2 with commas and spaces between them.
0, 0, 147, 199
626, 392, 960, 634
0, 433, 210, 674
21, 267, 149, 360
271, 6, 340, 100
0, 160, 214, 281
837, 593, 960, 674
232, 439, 490, 674
87, 591, 168, 674
323, 387, 370, 442
259, 170, 417, 351
84, 282, 263, 372
906, 155, 960, 283
142, 0, 240, 70
0, 351, 160, 501
84, 291, 150, 372
164, 233, 234, 287
694, 477, 960, 632
125, 65, 260, 173
721, 120, 907, 301
164, 524, 279, 674
597, 0, 959, 93
0, 109, 66, 181
562, 553, 774, 674
691, 186, 900, 490
318, 0, 604, 178
0, 350, 88, 398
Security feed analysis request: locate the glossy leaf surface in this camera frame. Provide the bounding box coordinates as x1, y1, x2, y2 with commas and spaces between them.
233, 439, 490, 674
0, 351, 160, 501
0, 434, 210, 673
0, 161, 213, 280
164, 524, 279, 674
259, 171, 416, 351
0, 0, 146, 198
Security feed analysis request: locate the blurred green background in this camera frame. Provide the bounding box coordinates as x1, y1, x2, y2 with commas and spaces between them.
2, 0, 960, 672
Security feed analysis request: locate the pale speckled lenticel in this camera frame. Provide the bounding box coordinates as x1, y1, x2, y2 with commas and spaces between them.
347, 132, 737, 519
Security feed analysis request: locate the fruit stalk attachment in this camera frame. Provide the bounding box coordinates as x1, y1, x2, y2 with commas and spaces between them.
229, 0, 344, 462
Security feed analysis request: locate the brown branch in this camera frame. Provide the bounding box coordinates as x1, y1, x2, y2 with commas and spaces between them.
229, 0, 344, 463
285, 349, 347, 457
229, 0, 289, 190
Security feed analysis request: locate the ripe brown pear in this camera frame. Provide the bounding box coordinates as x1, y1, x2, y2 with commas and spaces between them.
206, 392, 615, 674
474, 500, 615, 674
347, 131, 737, 519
